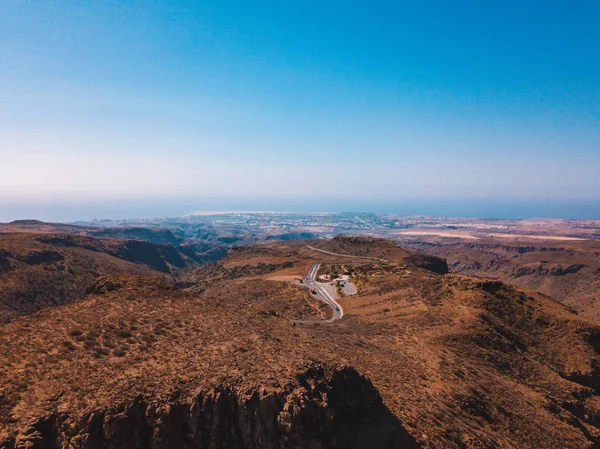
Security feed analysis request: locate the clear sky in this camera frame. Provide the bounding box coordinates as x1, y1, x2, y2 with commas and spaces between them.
1, 1, 599, 220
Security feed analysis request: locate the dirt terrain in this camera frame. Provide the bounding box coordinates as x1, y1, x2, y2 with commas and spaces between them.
3, 236, 600, 447
400, 237, 600, 321
0, 232, 210, 322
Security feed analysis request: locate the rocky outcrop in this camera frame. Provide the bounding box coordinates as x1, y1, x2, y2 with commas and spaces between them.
404, 254, 449, 275
2, 367, 419, 449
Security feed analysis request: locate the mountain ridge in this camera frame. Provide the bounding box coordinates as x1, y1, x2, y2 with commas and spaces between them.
2, 236, 600, 447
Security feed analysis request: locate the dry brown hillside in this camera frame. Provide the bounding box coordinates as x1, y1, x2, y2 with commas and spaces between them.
401, 238, 600, 320
0, 232, 205, 322
2, 237, 600, 448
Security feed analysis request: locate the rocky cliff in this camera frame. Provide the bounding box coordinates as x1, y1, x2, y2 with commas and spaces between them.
2, 367, 418, 449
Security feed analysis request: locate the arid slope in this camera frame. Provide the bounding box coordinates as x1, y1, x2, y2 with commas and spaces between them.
2, 237, 600, 448
0, 232, 207, 322
401, 238, 600, 320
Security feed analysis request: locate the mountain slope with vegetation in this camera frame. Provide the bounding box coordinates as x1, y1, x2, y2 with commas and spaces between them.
2, 237, 600, 448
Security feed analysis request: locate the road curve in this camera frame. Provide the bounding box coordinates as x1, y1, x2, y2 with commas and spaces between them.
298, 245, 389, 323
303, 263, 344, 322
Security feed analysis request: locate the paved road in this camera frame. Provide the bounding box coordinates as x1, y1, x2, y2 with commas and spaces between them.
354, 215, 372, 228
299, 244, 386, 323
304, 263, 344, 322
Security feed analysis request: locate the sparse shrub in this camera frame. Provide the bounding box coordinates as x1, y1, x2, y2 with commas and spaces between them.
446, 431, 460, 443
116, 330, 132, 338
141, 334, 156, 344
69, 329, 83, 337
112, 348, 126, 357
97, 347, 110, 356
62, 341, 76, 351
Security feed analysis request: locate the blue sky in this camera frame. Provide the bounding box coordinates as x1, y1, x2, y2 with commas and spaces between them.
1, 1, 599, 219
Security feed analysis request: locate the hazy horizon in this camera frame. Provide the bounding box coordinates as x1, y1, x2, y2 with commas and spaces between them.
1, 197, 599, 223
1, 1, 599, 217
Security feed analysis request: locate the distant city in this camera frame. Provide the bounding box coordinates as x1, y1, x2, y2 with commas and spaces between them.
70, 211, 600, 245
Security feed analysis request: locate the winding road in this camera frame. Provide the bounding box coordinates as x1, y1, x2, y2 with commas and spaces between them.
304, 263, 344, 322
300, 245, 387, 322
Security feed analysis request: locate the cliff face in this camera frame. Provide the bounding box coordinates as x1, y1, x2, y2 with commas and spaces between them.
5, 367, 418, 449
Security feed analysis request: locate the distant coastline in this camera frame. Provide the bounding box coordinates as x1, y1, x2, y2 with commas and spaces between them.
0, 198, 598, 223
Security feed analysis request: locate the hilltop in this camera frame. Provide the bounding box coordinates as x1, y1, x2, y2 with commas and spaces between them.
2, 236, 600, 447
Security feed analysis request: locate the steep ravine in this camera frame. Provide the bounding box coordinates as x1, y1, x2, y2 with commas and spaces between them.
3, 366, 420, 449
